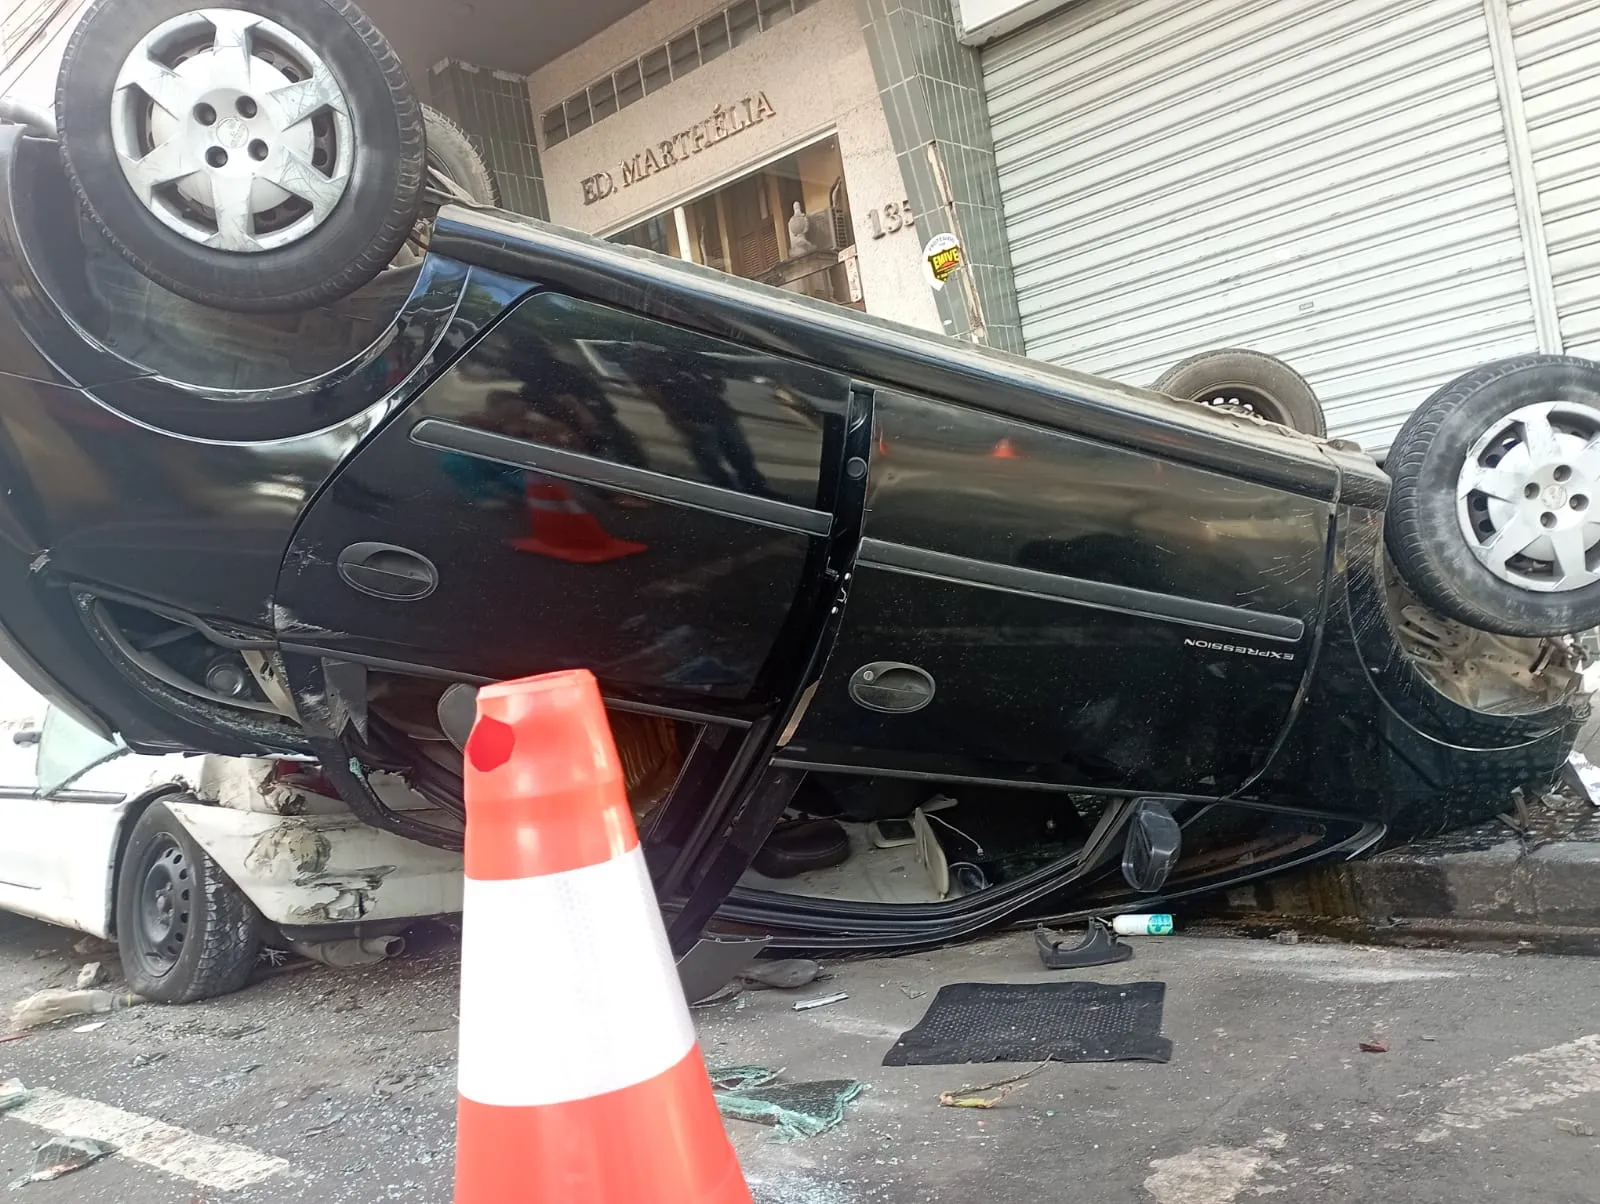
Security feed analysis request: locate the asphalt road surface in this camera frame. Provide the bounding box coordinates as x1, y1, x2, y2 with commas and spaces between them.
0, 912, 1596, 1203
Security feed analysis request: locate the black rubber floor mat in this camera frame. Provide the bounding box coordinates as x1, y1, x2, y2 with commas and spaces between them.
882, 981, 1173, 1066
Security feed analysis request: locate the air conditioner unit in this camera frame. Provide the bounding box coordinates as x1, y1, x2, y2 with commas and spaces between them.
796, 208, 844, 254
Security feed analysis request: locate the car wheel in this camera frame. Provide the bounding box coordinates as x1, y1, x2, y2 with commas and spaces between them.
1153, 349, 1327, 436
385, 106, 497, 271
55, 0, 425, 314
116, 800, 260, 1003
422, 105, 498, 206
1385, 355, 1600, 637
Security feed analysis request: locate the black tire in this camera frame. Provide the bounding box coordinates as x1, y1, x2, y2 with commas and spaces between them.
1385, 355, 1600, 637
116, 800, 260, 1003
422, 105, 498, 206
55, 0, 425, 314
1154, 348, 1327, 437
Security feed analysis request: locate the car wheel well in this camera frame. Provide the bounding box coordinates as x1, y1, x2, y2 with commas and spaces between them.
104, 782, 193, 940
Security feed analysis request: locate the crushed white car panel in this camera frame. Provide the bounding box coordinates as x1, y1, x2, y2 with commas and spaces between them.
1, 686, 464, 944
164, 802, 463, 928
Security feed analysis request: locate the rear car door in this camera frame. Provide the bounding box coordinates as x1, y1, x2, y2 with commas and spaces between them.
783, 388, 1335, 797
275, 290, 853, 715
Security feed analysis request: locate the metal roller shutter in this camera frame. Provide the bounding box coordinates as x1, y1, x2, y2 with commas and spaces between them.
983, 0, 1539, 454
1511, 0, 1600, 358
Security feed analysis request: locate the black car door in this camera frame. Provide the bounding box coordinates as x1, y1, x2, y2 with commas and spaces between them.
274, 289, 852, 719
782, 387, 1335, 797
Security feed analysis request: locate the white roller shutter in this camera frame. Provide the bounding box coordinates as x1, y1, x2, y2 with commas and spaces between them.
1510, 0, 1600, 358
983, 0, 1540, 453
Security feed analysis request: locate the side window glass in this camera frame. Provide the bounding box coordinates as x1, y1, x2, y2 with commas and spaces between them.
35, 706, 126, 797
0, 672, 47, 791
423, 293, 847, 509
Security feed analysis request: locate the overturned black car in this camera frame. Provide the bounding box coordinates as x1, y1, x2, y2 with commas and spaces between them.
0, 0, 1596, 960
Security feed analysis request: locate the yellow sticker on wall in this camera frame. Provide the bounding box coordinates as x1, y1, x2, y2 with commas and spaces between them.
922, 233, 963, 291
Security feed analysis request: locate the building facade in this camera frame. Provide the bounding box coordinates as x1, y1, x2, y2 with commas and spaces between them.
424, 0, 949, 334
529, 0, 941, 332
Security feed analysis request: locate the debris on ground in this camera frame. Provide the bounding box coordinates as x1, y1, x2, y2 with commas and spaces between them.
1359, 1039, 1389, 1054
709, 1067, 864, 1142
302, 1109, 349, 1137
1560, 751, 1600, 805
1495, 782, 1599, 850
0, 1078, 29, 1112
204, 1064, 264, 1089
1556, 1117, 1595, 1137
71, 1021, 107, 1034
10, 989, 141, 1031
10, 1136, 115, 1186
71, 936, 115, 957
1273, 930, 1301, 945
792, 992, 848, 1011
937, 1058, 1053, 1109
1112, 914, 1175, 936
738, 960, 823, 990
1035, 921, 1131, 969
73, 963, 108, 990
255, 953, 318, 982
1498, 788, 1533, 838
678, 936, 771, 1006
690, 982, 744, 1008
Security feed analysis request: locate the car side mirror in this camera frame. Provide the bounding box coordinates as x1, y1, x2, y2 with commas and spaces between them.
12, 729, 40, 747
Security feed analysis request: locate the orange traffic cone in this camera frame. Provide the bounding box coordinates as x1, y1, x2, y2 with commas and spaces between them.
454, 669, 751, 1204
990, 438, 1020, 459
511, 479, 647, 563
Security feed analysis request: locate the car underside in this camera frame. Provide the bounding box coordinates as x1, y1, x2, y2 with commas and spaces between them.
0, 0, 1597, 960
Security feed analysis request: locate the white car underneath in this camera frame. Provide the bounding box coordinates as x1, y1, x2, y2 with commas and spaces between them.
0, 698, 463, 1002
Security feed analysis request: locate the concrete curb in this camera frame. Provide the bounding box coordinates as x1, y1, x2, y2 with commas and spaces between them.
1216, 798, 1600, 935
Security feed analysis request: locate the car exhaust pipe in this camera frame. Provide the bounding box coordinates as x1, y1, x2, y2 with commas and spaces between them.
0, 99, 56, 139
285, 935, 406, 969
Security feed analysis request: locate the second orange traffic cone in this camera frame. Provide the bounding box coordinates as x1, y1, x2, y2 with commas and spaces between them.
454, 669, 750, 1204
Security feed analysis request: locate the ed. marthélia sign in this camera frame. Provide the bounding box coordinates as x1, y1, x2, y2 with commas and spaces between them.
581, 93, 778, 206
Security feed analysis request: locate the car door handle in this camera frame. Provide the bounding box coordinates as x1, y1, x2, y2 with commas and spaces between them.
336, 543, 439, 601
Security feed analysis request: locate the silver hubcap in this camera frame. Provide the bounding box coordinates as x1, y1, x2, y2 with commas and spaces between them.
110, 9, 353, 253
1456, 401, 1600, 592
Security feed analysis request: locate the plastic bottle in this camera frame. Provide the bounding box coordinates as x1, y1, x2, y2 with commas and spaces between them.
1111, 914, 1174, 936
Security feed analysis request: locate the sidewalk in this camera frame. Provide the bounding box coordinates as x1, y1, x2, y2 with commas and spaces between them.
1214, 782, 1600, 951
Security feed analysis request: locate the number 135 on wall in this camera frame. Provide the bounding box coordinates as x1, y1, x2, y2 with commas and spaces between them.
867, 201, 916, 238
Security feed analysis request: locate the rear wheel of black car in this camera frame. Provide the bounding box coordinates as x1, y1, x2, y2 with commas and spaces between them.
422, 106, 497, 206
55, 0, 425, 313
116, 801, 260, 1003
1153, 348, 1327, 436
1386, 354, 1600, 637
382, 106, 497, 270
